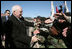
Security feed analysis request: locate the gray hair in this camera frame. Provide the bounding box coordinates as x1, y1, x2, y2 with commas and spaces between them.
12, 5, 22, 13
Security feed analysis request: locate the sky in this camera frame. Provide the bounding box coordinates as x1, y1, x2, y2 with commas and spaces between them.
1, 1, 71, 18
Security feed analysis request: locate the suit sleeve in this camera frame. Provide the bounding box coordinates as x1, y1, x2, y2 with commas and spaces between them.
24, 20, 34, 27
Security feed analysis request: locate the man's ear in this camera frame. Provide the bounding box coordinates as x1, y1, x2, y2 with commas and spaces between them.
13, 11, 16, 14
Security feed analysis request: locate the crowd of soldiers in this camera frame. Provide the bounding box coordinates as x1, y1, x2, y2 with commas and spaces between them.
28, 12, 71, 48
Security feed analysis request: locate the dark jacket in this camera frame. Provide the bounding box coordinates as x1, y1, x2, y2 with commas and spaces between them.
1, 16, 10, 23
1, 16, 10, 48
1, 16, 10, 33
6, 14, 34, 48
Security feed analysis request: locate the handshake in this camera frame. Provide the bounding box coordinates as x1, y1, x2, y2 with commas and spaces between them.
30, 35, 45, 48
31, 35, 45, 43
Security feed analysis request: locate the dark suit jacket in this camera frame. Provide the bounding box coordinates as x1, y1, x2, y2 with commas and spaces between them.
6, 14, 34, 48
1, 16, 10, 23
1, 16, 6, 23
1, 16, 10, 35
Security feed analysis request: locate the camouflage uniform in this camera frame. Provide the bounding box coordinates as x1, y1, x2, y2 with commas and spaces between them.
34, 35, 67, 48
47, 35, 67, 48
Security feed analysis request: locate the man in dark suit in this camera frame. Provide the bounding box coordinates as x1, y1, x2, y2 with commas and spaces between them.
6, 5, 39, 48
1, 10, 10, 35
1, 10, 10, 48
1, 10, 10, 34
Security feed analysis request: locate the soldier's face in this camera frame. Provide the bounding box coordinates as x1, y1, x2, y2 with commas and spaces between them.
15, 8, 22, 18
